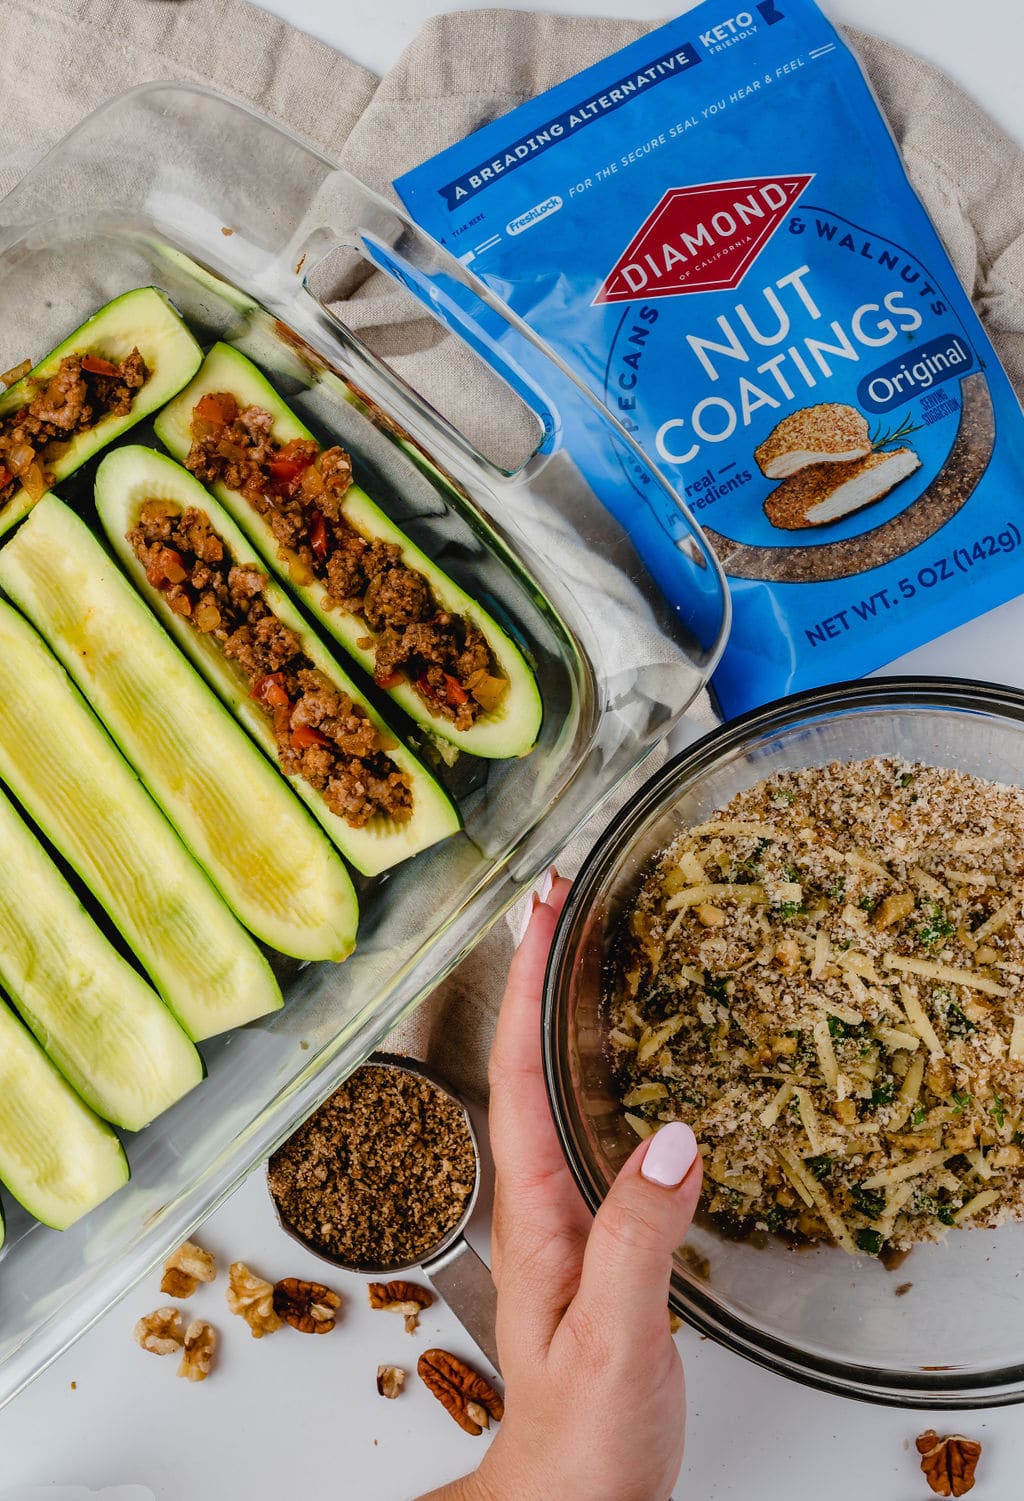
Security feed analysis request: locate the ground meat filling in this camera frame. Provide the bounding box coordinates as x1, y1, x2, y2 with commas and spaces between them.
127, 501, 414, 828
183, 391, 507, 731
0, 349, 148, 511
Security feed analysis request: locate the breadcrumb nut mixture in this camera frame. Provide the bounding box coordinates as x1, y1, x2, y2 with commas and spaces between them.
607, 759, 1024, 1257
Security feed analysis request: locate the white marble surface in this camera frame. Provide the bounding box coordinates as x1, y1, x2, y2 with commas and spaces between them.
2, 2, 1024, 1498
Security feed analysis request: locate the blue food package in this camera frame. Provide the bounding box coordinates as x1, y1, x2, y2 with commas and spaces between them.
396, 0, 1024, 716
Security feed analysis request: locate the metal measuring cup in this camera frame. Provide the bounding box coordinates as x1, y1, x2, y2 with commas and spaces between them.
268, 1052, 499, 1372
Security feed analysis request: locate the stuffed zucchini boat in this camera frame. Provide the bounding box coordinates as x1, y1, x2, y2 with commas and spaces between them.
0, 996, 129, 1230
0, 497, 358, 962
155, 344, 542, 758
97, 446, 460, 877
0, 782, 202, 1130
0, 288, 202, 537
0, 599, 282, 1040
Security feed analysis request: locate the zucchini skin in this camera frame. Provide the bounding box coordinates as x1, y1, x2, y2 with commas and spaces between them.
96, 445, 461, 877
0, 496, 359, 963
0, 594, 283, 1041
0, 287, 202, 537
0, 996, 129, 1231
155, 343, 542, 758
0, 780, 203, 1131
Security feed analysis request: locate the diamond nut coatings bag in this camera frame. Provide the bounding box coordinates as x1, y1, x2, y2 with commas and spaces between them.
397, 0, 1024, 716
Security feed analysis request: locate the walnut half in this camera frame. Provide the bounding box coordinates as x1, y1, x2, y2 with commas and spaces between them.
178, 1319, 217, 1383
273, 1277, 342, 1334
376, 1364, 406, 1399
226, 1261, 283, 1339
418, 1348, 504, 1436
161, 1239, 217, 1299
134, 1306, 184, 1356
368, 1279, 434, 1334
916, 1430, 982, 1497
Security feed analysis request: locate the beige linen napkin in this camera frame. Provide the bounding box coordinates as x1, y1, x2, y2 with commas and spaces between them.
4, 0, 1024, 1101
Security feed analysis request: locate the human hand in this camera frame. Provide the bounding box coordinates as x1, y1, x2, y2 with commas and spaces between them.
423, 873, 702, 1501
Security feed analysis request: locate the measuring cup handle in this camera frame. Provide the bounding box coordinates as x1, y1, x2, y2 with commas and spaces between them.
423, 1233, 500, 1374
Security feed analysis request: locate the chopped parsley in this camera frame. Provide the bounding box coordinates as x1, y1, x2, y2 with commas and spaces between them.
870, 1079, 895, 1107
991, 1095, 1007, 1129
827, 1015, 848, 1040
828, 880, 846, 901
778, 901, 805, 920
806, 1154, 833, 1182
855, 1228, 884, 1255
703, 970, 730, 1007
782, 862, 799, 883
851, 1185, 886, 1220
772, 789, 795, 806
764, 1204, 790, 1234
951, 1090, 972, 1115
899, 772, 915, 787
917, 902, 955, 952
942, 1000, 976, 1036
858, 894, 878, 913
910, 1105, 927, 1128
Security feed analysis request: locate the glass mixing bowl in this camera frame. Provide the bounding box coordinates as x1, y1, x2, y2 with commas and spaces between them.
543, 677, 1024, 1408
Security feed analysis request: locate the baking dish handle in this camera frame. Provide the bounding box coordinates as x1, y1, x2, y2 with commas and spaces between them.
302, 228, 567, 475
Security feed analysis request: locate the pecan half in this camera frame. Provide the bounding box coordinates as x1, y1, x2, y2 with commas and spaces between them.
273, 1276, 342, 1333
418, 1349, 504, 1436
161, 1239, 217, 1298
178, 1319, 217, 1383
134, 1306, 184, 1356
376, 1364, 406, 1399
916, 1430, 982, 1497
226, 1261, 283, 1339
368, 1279, 433, 1333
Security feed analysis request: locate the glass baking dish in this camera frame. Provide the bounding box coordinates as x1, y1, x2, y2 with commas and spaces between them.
0, 84, 728, 1406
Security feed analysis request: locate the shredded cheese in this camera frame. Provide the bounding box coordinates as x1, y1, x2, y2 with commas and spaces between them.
688, 820, 776, 840
1010, 1015, 1024, 1062
812, 1016, 839, 1093
759, 1081, 795, 1129
974, 893, 1020, 943
883, 953, 1010, 996
862, 1149, 950, 1190
665, 882, 768, 914
795, 1087, 825, 1155
898, 985, 945, 1058
874, 1026, 921, 1053
953, 1188, 1000, 1224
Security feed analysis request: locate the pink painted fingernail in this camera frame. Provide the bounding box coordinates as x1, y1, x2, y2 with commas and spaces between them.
514, 867, 557, 948
641, 1122, 699, 1187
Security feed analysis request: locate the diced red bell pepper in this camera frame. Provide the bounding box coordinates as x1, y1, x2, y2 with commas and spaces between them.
266, 441, 316, 497
443, 673, 468, 707
0, 468, 11, 490
252, 672, 291, 709
193, 391, 239, 428
81, 354, 121, 378
291, 724, 329, 750
309, 509, 328, 559
416, 672, 438, 702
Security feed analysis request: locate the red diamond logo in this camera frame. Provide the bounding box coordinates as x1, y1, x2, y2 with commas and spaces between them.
593, 174, 813, 304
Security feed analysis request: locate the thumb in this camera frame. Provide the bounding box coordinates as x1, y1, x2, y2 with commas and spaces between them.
571, 1123, 703, 1335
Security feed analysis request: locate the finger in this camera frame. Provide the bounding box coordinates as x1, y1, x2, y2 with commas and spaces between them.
569, 1123, 703, 1342
488, 875, 593, 1334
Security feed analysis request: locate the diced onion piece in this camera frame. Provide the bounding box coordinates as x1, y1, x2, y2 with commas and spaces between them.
861, 1149, 950, 1190
883, 953, 1009, 996
759, 1081, 794, 1129
952, 1188, 1000, 1224
897, 985, 945, 1058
